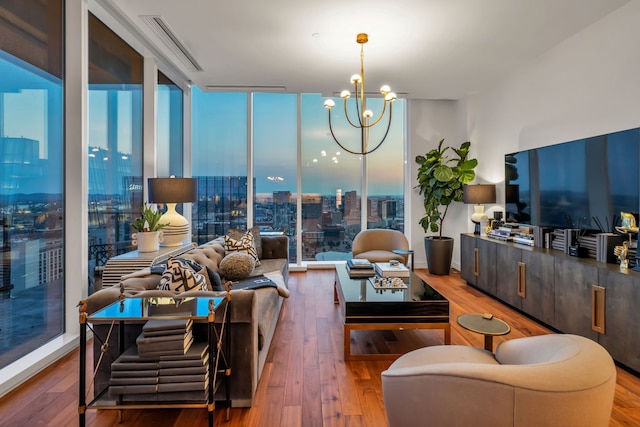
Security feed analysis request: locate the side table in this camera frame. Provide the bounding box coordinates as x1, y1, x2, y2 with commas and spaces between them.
392, 249, 414, 271
100, 243, 194, 289
457, 313, 510, 351
78, 290, 231, 427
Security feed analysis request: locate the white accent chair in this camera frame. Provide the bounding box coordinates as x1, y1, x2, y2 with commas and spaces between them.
382, 334, 616, 427
351, 229, 409, 264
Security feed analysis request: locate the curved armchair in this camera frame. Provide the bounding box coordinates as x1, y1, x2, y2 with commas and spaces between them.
351, 229, 409, 264
382, 334, 616, 427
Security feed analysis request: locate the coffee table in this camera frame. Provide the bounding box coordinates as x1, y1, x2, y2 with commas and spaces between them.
334, 265, 450, 360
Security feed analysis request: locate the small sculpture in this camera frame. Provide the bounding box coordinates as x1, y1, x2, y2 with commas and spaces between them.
615, 211, 639, 234
614, 241, 629, 269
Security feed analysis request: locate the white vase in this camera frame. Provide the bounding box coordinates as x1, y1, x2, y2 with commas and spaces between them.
132, 231, 163, 252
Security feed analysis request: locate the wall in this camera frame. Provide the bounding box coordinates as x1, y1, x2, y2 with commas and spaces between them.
408, 0, 640, 272
408, 99, 473, 270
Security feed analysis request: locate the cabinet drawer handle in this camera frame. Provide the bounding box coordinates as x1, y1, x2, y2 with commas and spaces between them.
474, 248, 479, 277
517, 262, 526, 297
591, 285, 605, 334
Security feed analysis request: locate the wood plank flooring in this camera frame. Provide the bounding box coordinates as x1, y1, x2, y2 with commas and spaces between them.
1, 269, 639, 426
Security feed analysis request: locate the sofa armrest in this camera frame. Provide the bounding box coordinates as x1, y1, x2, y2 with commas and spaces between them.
260, 235, 289, 260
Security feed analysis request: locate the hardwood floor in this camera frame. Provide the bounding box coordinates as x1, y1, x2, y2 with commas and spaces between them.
1, 269, 639, 426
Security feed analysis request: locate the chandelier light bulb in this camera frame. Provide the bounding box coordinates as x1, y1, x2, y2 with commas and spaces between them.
350, 74, 361, 84
380, 85, 390, 94
324, 99, 335, 109
363, 110, 373, 118
385, 92, 398, 102
340, 90, 351, 99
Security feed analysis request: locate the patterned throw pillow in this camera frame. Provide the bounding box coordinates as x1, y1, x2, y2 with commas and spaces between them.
224, 230, 261, 266
157, 258, 208, 292
228, 226, 262, 259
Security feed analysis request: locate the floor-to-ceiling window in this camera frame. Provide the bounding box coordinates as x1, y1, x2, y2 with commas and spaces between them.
191, 90, 248, 243
87, 14, 143, 290
157, 71, 183, 178
0, 0, 64, 369
252, 93, 298, 262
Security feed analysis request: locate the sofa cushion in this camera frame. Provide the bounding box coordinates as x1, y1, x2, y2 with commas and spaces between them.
157, 258, 208, 292
229, 226, 262, 259
253, 287, 280, 351
220, 252, 256, 280
225, 231, 261, 266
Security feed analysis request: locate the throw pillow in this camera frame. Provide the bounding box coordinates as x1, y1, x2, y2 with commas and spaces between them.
228, 225, 262, 259
157, 258, 208, 292
224, 230, 261, 266
219, 252, 256, 281
207, 267, 225, 291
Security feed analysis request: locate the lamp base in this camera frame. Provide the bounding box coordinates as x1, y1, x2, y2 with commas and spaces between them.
158, 203, 191, 246
470, 205, 488, 236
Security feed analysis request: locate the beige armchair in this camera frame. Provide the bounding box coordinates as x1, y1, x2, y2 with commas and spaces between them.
351, 229, 409, 264
382, 334, 616, 427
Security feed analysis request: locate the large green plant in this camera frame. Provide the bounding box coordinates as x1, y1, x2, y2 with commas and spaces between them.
131, 203, 168, 232
415, 139, 477, 236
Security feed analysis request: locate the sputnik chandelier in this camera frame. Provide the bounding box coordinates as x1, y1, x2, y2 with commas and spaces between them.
323, 33, 397, 156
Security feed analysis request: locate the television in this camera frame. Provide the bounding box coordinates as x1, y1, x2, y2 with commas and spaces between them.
505, 127, 640, 232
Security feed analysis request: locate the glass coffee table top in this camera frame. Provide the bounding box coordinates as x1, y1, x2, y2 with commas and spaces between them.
336, 264, 447, 304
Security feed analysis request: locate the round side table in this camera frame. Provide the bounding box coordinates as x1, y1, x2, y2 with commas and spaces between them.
392, 249, 414, 271
457, 313, 510, 352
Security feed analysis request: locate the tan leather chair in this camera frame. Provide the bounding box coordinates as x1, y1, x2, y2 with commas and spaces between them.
351, 229, 409, 264
382, 334, 616, 427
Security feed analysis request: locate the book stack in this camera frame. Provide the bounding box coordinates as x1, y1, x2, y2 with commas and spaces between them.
137, 317, 194, 358
488, 223, 521, 242
346, 259, 375, 277
512, 233, 535, 247
374, 262, 410, 278
109, 318, 210, 402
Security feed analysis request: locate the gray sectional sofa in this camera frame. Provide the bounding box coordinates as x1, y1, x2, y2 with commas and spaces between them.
82, 235, 289, 407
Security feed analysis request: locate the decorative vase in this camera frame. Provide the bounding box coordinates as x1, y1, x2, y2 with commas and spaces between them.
424, 236, 454, 275
132, 231, 163, 253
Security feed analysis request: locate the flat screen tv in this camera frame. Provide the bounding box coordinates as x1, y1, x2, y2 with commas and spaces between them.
505, 127, 640, 231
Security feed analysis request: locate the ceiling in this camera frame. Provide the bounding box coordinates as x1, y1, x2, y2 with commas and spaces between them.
98, 0, 630, 100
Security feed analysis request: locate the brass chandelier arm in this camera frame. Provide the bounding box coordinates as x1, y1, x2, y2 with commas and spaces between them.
365, 99, 391, 128
327, 110, 371, 155
342, 96, 362, 128
326, 106, 392, 156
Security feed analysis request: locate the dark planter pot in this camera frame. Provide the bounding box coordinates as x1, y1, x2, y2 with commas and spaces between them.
424, 236, 454, 275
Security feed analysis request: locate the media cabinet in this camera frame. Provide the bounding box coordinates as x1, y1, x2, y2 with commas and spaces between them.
460, 233, 640, 374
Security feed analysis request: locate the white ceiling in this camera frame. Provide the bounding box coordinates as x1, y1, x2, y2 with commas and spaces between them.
98, 0, 630, 100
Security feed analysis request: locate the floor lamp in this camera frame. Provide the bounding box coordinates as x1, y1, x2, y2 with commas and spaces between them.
463, 184, 497, 235
147, 177, 198, 246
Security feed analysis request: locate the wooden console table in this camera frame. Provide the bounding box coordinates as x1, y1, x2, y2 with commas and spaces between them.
100, 243, 194, 289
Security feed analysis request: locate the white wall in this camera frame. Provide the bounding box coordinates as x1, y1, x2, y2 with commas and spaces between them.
408, 99, 474, 270
408, 0, 640, 272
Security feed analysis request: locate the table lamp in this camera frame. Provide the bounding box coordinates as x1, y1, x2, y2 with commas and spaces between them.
463, 184, 496, 235
147, 177, 198, 246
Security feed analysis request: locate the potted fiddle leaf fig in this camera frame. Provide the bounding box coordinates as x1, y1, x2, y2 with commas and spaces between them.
130, 204, 168, 252
415, 139, 477, 275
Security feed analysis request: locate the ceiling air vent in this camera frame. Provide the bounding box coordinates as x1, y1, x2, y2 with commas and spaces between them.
141, 15, 203, 72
